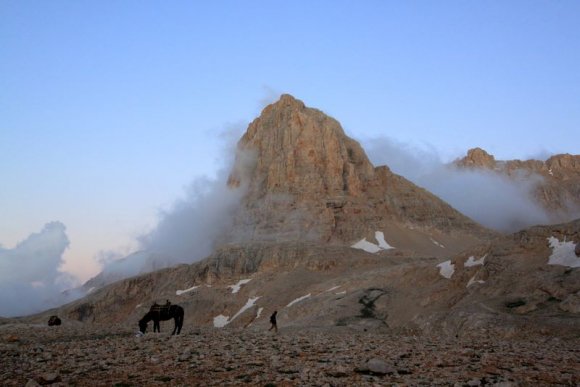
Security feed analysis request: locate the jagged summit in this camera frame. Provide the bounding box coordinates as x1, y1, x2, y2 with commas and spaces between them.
226, 95, 494, 252
456, 147, 580, 176
455, 147, 496, 169
229, 94, 374, 198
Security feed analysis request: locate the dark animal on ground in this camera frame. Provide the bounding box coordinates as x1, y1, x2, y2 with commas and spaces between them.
139, 304, 184, 335
48, 316, 61, 326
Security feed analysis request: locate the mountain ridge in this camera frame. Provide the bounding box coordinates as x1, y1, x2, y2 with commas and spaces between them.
455, 147, 580, 220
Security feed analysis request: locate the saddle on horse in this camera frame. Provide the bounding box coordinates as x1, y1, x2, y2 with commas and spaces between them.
150, 301, 172, 315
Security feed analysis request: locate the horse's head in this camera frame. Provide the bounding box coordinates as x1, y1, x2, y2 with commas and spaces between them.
138, 319, 148, 334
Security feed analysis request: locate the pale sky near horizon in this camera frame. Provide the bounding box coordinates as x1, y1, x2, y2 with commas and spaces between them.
1, 2, 579, 283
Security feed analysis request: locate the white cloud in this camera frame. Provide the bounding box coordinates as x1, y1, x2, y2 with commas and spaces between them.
98, 125, 250, 280
364, 136, 554, 232
0, 222, 83, 317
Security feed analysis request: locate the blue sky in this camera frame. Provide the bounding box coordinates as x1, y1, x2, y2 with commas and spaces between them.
1, 1, 579, 283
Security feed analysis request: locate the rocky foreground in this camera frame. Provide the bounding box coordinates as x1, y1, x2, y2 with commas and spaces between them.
1, 323, 579, 386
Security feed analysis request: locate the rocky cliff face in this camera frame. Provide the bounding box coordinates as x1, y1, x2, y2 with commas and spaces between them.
226, 95, 494, 251
455, 148, 580, 221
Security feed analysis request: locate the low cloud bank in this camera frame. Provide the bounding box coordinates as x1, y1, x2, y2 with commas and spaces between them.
97, 126, 249, 281
364, 137, 552, 232
138, 174, 246, 262
0, 222, 82, 317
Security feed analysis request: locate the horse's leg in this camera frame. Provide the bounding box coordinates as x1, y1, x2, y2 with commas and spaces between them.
154, 320, 160, 333
176, 311, 183, 335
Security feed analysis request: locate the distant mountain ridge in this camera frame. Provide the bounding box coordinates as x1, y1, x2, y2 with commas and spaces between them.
455, 147, 580, 221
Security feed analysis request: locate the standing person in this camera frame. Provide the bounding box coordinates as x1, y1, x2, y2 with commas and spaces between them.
269, 311, 278, 333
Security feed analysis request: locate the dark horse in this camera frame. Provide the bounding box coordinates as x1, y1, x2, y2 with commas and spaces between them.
138, 304, 184, 335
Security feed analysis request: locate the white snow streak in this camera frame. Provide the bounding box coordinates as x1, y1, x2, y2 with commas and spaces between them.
351, 231, 394, 253
547, 237, 580, 268
351, 239, 381, 253
228, 279, 252, 294
213, 296, 261, 328
176, 285, 200, 296
467, 276, 485, 287
326, 286, 341, 292
465, 255, 486, 267
436, 260, 455, 279
430, 238, 446, 248
375, 231, 394, 250
230, 297, 260, 322
286, 293, 311, 307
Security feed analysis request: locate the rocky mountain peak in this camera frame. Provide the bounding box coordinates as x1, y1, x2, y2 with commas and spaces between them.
226, 95, 492, 248
546, 154, 580, 176
228, 94, 374, 199
455, 147, 496, 169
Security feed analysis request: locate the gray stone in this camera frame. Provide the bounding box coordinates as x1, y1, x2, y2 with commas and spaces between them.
367, 358, 395, 375
39, 372, 60, 384
326, 365, 349, 377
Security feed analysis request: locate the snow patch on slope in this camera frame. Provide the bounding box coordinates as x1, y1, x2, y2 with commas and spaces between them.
228, 279, 252, 294
465, 255, 486, 267
467, 276, 485, 287
352, 231, 394, 253
287, 293, 311, 307
430, 238, 445, 248
213, 315, 229, 328
436, 260, 455, 279
213, 296, 261, 328
176, 285, 199, 296
547, 237, 580, 268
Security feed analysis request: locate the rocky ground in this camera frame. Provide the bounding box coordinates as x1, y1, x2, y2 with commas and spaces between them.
1, 323, 579, 386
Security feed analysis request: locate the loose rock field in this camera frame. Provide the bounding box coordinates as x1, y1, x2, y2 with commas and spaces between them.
1, 323, 578, 386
